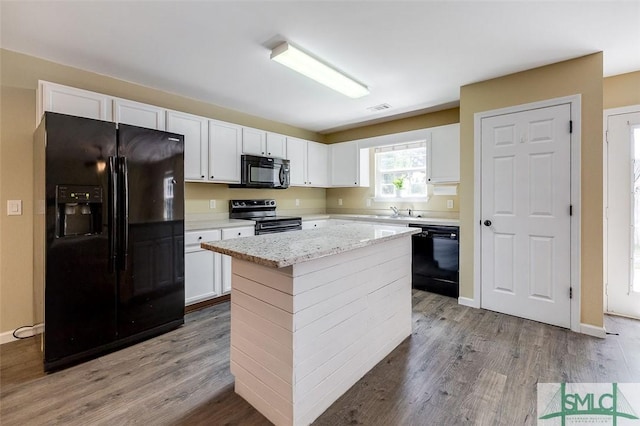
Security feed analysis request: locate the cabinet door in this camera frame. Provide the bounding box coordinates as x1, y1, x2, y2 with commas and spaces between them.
221, 226, 255, 294
266, 132, 287, 158
185, 230, 222, 305
307, 141, 329, 187
167, 111, 208, 181
331, 142, 358, 186
185, 250, 222, 304
209, 120, 241, 183
242, 127, 266, 156
286, 137, 307, 186
38, 81, 112, 123
428, 124, 460, 183
114, 99, 166, 130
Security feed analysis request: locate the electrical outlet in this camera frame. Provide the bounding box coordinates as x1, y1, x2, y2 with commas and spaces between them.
447, 199, 454, 209
209, 200, 216, 209
338, 198, 343, 206
295, 199, 300, 206
7, 200, 22, 216
366, 198, 372, 207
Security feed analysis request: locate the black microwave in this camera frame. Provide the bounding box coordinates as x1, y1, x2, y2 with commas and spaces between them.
231, 155, 290, 189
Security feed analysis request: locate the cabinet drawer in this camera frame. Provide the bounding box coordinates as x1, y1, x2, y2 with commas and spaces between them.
185, 229, 221, 247
221, 226, 255, 240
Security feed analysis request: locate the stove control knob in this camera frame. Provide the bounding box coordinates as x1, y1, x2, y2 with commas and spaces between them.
270, 200, 275, 205
240, 202, 246, 206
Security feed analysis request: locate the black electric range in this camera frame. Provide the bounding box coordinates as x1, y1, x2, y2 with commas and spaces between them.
229, 199, 302, 235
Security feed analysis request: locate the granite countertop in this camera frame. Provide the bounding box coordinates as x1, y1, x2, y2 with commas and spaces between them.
185, 218, 255, 231
326, 214, 459, 227
201, 223, 420, 268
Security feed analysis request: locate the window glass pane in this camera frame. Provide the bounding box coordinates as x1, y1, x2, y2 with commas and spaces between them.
375, 145, 427, 199
633, 128, 640, 291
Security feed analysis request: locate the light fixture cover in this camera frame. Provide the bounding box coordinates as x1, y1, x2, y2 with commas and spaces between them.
271, 42, 369, 99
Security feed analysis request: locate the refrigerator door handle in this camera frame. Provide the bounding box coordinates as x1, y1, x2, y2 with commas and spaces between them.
108, 156, 117, 273
119, 156, 129, 271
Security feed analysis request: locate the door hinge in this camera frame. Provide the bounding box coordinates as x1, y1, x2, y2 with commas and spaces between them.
605, 129, 609, 143
570, 287, 573, 299
569, 204, 573, 216
569, 120, 573, 134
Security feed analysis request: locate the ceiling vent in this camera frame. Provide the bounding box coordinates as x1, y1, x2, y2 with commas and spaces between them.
367, 103, 392, 112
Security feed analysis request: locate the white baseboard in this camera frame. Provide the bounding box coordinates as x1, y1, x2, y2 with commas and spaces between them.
580, 323, 606, 339
0, 324, 44, 345
458, 296, 480, 309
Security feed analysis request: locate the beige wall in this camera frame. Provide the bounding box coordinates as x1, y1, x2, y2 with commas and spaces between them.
0, 49, 324, 336
459, 53, 604, 327
185, 184, 326, 216
325, 108, 459, 144
603, 71, 640, 109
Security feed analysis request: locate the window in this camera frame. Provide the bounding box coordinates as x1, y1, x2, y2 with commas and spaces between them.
375, 141, 427, 199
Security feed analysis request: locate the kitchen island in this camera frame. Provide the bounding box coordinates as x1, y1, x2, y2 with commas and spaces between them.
202, 223, 419, 426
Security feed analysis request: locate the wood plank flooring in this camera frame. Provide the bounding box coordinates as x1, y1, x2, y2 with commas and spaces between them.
1, 290, 639, 425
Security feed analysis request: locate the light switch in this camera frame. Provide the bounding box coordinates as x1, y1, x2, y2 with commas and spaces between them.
295, 199, 300, 206
209, 199, 216, 209
7, 200, 22, 216
447, 199, 454, 209
338, 198, 343, 206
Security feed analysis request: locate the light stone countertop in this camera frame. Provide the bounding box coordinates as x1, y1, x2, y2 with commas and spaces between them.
201, 223, 420, 268
332, 214, 459, 227
185, 218, 255, 231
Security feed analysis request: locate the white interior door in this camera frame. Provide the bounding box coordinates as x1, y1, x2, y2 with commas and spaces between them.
606, 110, 640, 318
481, 104, 572, 328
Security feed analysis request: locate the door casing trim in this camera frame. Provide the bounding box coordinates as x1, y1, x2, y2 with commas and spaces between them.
603, 104, 640, 316
471, 95, 582, 333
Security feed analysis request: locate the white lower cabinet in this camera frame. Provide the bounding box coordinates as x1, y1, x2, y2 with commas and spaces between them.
185, 230, 222, 305
221, 226, 255, 294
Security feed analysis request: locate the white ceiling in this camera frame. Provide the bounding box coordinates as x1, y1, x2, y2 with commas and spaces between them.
2, 1, 639, 133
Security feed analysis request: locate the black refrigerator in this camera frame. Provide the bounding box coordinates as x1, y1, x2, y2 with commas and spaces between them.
34, 112, 185, 372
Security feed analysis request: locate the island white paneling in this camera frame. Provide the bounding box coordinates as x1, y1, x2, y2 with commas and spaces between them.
229, 236, 412, 425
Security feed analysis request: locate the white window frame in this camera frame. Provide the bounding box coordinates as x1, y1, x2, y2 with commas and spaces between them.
374, 141, 429, 202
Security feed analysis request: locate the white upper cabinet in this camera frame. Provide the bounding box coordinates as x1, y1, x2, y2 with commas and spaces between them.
265, 132, 287, 158
38, 81, 112, 123
242, 128, 287, 158
209, 120, 241, 183
307, 141, 329, 187
427, 123, 460, 183
114, 98, 166, 130
167, 110, 208, 181
330, 141, 370, 187
286, 137, 307, 186
286, 138, 329, 187
242, 127, 266, 156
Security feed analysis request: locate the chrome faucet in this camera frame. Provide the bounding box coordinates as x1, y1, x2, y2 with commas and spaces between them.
390, 206, 399, 217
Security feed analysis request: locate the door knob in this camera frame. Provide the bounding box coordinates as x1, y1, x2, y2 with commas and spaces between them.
484, 220, 492, 227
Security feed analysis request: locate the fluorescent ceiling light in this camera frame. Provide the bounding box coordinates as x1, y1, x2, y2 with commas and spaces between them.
271, 42, 369, 99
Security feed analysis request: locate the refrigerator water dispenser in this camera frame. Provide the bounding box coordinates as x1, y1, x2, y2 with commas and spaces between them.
56, 185, 103, 237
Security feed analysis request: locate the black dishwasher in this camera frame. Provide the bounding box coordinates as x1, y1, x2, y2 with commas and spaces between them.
409, 224, 459, 298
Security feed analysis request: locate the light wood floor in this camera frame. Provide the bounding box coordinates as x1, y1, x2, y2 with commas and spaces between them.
2, 290, 640, 425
